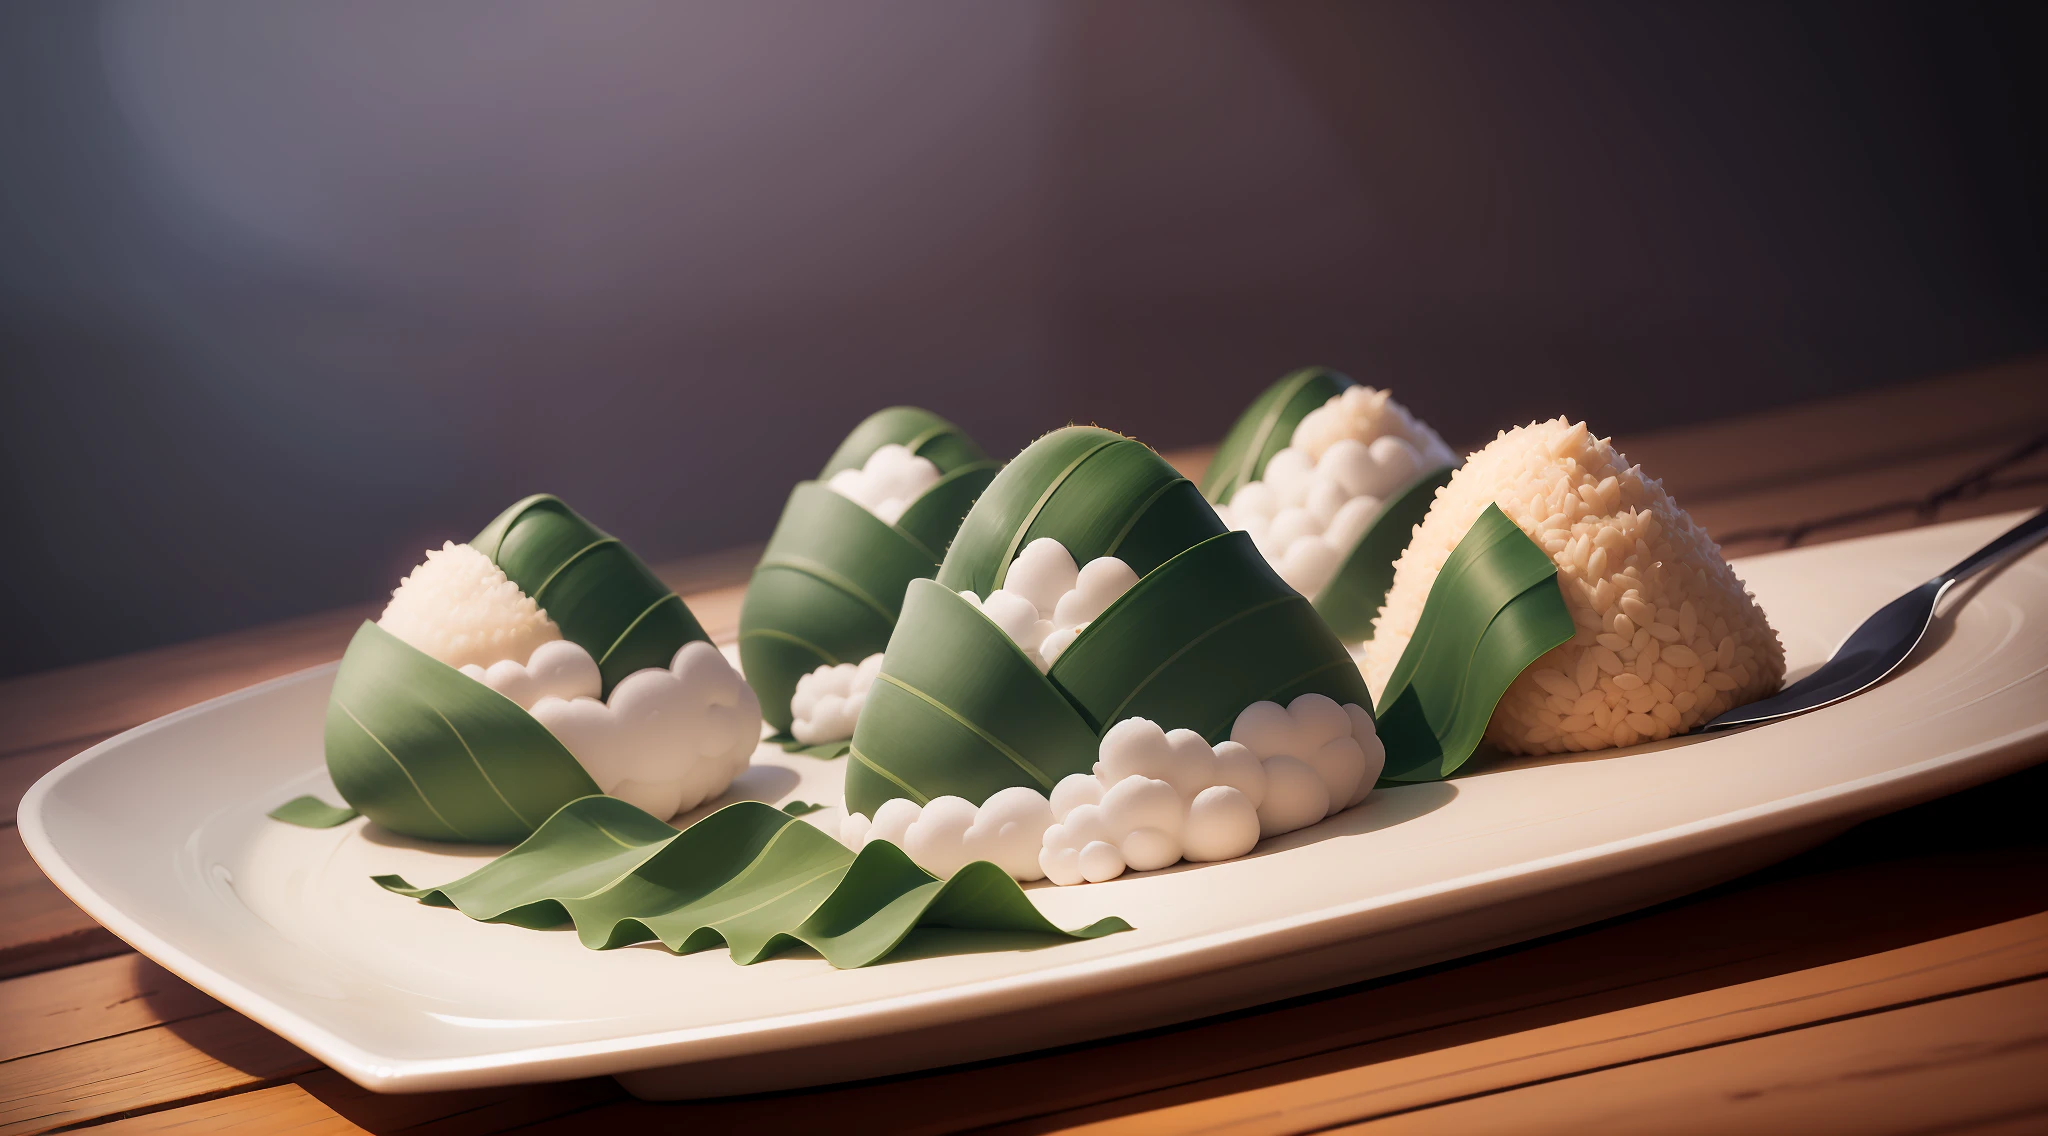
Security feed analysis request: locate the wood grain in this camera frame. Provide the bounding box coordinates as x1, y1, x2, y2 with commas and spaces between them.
1022, 913, 2048, 1134
92, 1084, 365, 1135
289, 1069, 623, 1136
0, 954, 219, 1064
1609, 353, 2048, 507
0, 828, 125, 983
0, 1008, 317, 1136
1345, 977, 2048, 1136
1687, 440, 2048, 558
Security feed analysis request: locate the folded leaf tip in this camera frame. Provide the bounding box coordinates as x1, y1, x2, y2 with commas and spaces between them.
268, 795, 361, 829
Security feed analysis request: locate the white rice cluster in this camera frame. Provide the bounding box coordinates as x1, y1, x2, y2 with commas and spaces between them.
826, 443, 940, 524
842, 787, 1052, 882
378, 542, 560, 670
1363, 418, 1784, 754
1218, 387, 1457, 600
380, 540, 763, 820
838, 696, 1383, 885
789, 653, 884, 744
1038, 697, 1382, 884
469, 638, 762, 820
462, 639, 599, 707
960, 538, 1139, 671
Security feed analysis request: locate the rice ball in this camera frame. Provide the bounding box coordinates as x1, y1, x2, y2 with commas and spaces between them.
1362, 418, 1784, 754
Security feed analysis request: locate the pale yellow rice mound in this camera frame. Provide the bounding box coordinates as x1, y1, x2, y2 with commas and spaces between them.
378, 541, 561, 671
1362, 418, 1784, 754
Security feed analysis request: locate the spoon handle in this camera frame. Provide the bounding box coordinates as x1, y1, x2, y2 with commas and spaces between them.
1937, 509, 2048, 585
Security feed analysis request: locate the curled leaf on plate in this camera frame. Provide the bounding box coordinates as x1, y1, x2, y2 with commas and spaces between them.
377, 796, 1130, 969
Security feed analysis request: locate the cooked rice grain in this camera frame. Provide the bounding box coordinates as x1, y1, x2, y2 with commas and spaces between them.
1361, 418, 1784, 754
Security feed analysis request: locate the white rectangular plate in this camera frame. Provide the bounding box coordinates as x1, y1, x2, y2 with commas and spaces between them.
19, 513, 2048, 1099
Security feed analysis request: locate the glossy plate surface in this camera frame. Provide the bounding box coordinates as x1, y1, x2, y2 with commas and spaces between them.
19, 513, 2048, 1098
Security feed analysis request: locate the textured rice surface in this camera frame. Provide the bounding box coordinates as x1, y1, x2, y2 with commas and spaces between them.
1362, 418, 1784, 754
378, 541, 561, 670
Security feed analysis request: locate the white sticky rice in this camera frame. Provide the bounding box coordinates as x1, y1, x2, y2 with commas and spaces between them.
378, 541, 561, 670
1217, 386, 1458, 600
1362, 418, 1784, 753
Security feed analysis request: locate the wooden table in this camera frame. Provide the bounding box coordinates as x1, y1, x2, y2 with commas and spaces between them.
6, 358, 2048, 1135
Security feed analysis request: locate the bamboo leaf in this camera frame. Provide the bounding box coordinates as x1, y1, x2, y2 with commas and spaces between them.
780, 800, 827, 816
851, 428, 1375, 818
1373, 504, 1576, 782
1204, 371, 1458, 644
268, 796, 359, 828
777, 735, 852, 759
820, 405, 990, 480
845, 580, 1100, 816
473, 495, 708, 697
1049, 531, 1371, 741
740, 410, 997, 731
1312, 464, 1457, 641
1199, 367, 1351, 503
377, 796, 1129, 968
893, 461, 999, 561
937, 427, 1224, 598
323, 621, 601, 843
741, 483, 939, 732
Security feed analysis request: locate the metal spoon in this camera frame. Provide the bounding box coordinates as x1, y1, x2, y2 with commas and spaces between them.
1703, 508, 2048, 731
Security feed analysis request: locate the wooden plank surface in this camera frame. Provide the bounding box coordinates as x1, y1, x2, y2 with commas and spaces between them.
0, 955, 220, 1065
0, 1008, 317, 1136
1020, 912, 2048, 1134
0, 358, 2043, 1135
0, 828, 126, 983
1346, 977, 2048, 1136
91, 1085, 365, 1135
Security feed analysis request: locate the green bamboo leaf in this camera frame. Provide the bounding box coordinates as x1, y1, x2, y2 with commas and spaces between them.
268, 796, 360, 828
1373, 505, 1576, 782
741, 483, 940, 732
780, 800, 827, 817
937, 427, 1224, 598
850, 429, 1378, 817
1312, 464, 1457, 641
740, 410, 997, 731
893, 461, 1000, 561
1199, 367, 1352, 503
820, 405, 990, 480
323, 621, 601, 843
777, 735, 852, 759
845, 580, 1100, 816
377, 796, 1129, 968
1203, 371, 1459, 642
473, 495, 708, 697
1049, 530, 1371, 741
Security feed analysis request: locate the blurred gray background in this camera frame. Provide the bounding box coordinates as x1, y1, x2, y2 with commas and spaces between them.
3, 0, 2044, 677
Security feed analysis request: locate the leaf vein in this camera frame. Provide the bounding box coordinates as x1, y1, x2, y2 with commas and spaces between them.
335, 699, 476, 841
874, 673, 1057, 790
